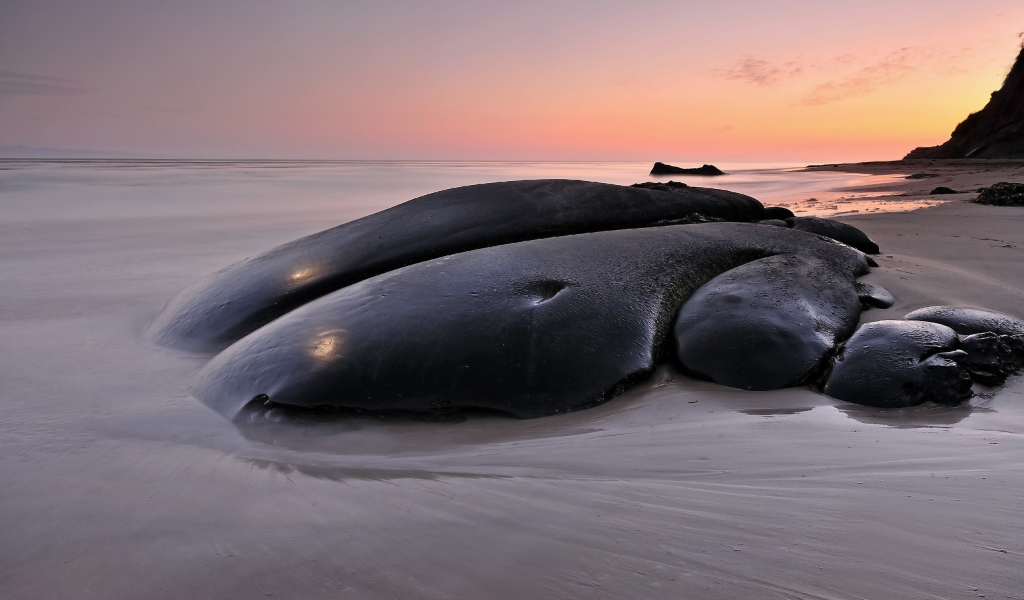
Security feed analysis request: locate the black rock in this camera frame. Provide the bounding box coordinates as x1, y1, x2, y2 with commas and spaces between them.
903, 306, 1024, 336
855, 281, 895, 309
673, 245, 876, 391
959, 332, 1022, 387
903, 305, 1024, 385
823, 320, 973, 408
1003, 334, 1024, 371
786, 216, 881, 254
763, 206, 796, 219
189, 223, 873, 421
148, 180, 765, 351
930, 187, 959, 195
668, 213, 726, 224
631, 181, 689, 191
650, 162, 726, 176
906, 173, 941, 179
974, 182, 1024, 206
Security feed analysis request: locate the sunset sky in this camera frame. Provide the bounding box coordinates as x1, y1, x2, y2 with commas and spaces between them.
1, 0, 1022, 161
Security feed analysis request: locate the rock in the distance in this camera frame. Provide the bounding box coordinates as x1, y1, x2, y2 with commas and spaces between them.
650, 162, 726, 176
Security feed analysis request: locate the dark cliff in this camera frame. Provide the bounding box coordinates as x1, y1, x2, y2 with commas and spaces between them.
906, 47, 1024, 159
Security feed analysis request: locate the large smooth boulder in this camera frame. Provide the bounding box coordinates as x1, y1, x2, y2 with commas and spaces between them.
189, 223, 872, 421
823, 320, 973, 408
673, 252, 867, 390
147, 180, 766, 351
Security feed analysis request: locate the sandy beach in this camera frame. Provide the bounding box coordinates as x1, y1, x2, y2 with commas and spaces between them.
804, 159, 1024, 209
1, 161, 1022, 599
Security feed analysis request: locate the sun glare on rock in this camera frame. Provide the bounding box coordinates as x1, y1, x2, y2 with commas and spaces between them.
290, 268, 316, 283
310, 329, 345, 361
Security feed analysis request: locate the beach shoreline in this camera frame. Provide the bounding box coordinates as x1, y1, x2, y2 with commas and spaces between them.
0, 160, 1022, 599
806, 158, 1024, 197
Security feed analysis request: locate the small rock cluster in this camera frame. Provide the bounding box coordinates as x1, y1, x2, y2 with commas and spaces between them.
823, 315, 1024, 409
631, 181, 690, 192
959, 332, 1024, 386
974, 182, 1024, 206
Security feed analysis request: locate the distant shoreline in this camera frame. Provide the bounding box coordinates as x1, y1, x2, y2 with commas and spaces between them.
805, 158, 1024, 174
801, 159, 1024, 206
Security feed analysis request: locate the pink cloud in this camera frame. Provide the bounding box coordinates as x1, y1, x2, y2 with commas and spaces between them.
801, 48, 919, 105
717, 57, 803, 86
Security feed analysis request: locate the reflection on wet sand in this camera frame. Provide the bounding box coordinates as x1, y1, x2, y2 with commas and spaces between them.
738, 407, 814, 417
237, 457, 510, 483
837, 402, 983, 428
235, 398, 607, 454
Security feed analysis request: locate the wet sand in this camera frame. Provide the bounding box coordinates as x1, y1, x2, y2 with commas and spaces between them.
761, 159, 1024, 218
1, 162, 1023, 599
805, 158, 1024, 207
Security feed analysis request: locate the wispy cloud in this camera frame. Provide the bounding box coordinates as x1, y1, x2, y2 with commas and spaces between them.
0, 71, 87, 96
800, 48, 918, 105
713, 45, 961, 106
717, 57, 803, 86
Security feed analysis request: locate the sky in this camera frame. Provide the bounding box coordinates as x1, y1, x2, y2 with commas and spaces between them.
1, 0, 1022, 162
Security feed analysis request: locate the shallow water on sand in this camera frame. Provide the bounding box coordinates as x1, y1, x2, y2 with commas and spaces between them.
0, 160, 1020, 599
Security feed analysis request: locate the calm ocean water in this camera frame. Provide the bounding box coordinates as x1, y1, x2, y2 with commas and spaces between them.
0, 159, 930, 226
